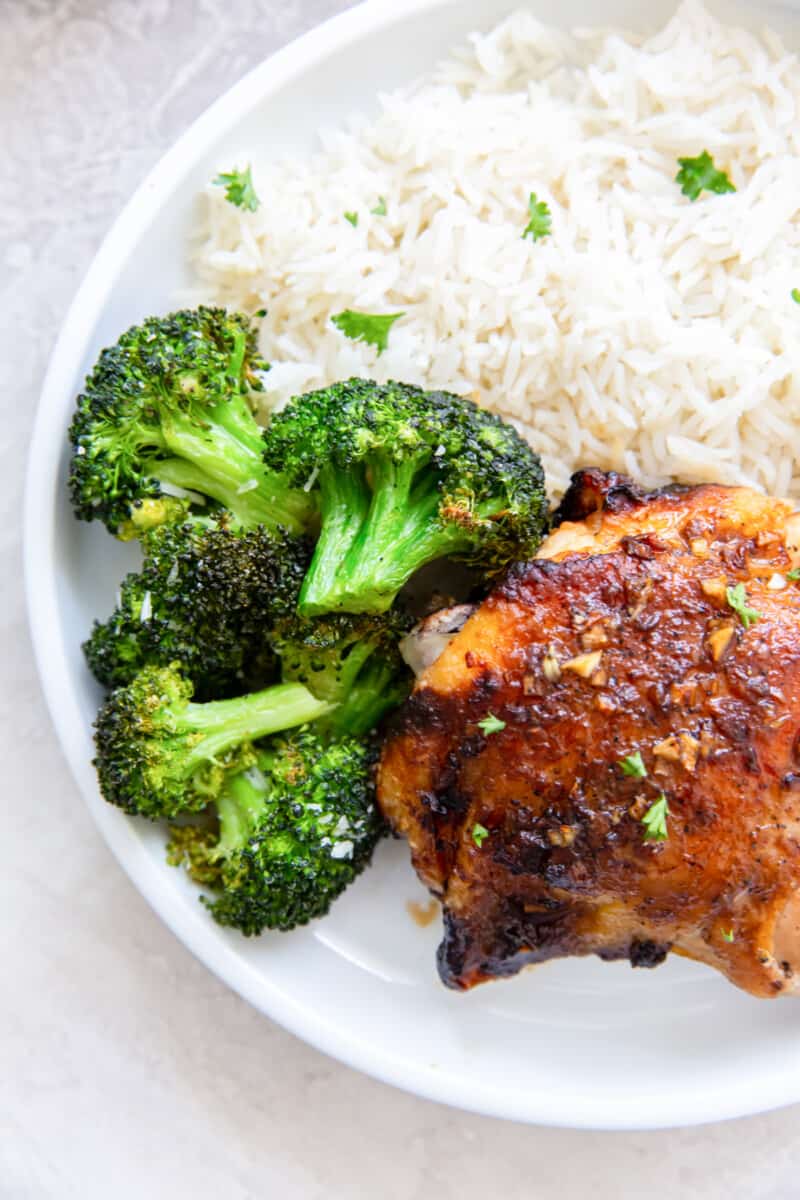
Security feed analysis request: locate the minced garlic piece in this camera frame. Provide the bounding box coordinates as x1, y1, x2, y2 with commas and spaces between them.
562, 650, 603, 679
700, 576, 728, 602
707, 623, 735, 663
542, 646, 561, 683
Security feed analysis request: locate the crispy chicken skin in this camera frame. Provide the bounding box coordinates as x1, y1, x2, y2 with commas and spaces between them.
378, 470, 800, 997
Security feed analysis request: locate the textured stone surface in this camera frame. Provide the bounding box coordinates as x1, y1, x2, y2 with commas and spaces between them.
4, 1, 800, 1195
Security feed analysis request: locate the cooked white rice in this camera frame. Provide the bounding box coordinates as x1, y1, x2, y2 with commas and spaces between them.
189, 0, 800, 499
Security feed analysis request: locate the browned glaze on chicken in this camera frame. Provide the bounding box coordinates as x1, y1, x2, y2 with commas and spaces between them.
378, 470, 800, 998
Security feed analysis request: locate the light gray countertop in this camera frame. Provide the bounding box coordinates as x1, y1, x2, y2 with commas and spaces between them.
4, 2, 800, 1195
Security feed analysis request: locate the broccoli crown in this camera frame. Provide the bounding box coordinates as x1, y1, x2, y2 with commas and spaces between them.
172, 731, 384, 934
166, 821, 225, 888
93, 664, 334, 820
68, 306, 314, 535
270, 608, 412, 736
83, 515, 311, 700
261, 378, 547, 615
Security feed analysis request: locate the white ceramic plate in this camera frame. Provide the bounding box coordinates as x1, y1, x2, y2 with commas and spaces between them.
25, 0, 800, 1130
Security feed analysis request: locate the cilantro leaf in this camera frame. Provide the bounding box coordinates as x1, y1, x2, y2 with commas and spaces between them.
522, 192, 552, 242
642, 793, 670, 842
371, 197, 387, 216
472, 823, 489, 848
330, 309, 405, 355
619, 751, 647, 779
477, 713, 506, 736
726, 582, 761, 630
675, 151, 735, 202
787, 568, 800, 581
212, 164, 260, 212
792, 288, 800, 305
722, 928, 735, 943
344, 211, 359, 227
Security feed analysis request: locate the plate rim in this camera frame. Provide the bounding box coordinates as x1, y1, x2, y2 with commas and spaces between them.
23, 0, 800, 1131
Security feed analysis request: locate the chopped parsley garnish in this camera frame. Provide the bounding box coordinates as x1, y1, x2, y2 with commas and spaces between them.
787, 568, 800, 581
675, 151, 735, 202
726, 582, 761, 629
722, 928, 735, 943
212, 164, 260, 212
522, 192, 552, 242
472, 823, 489, 848
792, 289, 800, 305
344, 211, 359, 227
371, 197, 387, 216
620, 751, 647, 779
477, 713, 506, 736
642, 793, 670, 842
330, 309, 405, 355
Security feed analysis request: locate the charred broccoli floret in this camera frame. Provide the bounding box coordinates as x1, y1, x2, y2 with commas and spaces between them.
83, 516, 310, 700
270, 609, 412, 736
68, 307, 315, 536
261, 378, 548, 615
93, 664, 333, 820
167, 730, 383, 933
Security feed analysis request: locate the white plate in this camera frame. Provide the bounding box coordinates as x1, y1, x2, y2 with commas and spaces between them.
25, 0, 800, 1130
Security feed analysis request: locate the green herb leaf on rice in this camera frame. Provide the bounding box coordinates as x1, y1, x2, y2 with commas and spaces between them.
330, 309, 405, 355
212, 165, 260, 212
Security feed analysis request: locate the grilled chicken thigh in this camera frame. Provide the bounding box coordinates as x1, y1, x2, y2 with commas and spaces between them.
378, 470, 800, 997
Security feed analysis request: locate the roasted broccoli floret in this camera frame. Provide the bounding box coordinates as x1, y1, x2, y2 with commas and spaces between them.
261, 378, 548, 615
83, 515, 310, 700
167, 730, 383, 933
93, 664, 333, 820
68, 307, 315, 536
270, 609, 412, 736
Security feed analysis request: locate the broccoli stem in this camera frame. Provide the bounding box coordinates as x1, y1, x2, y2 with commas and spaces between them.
328, 659, 409, 737
226, 328, 248, 391
154, 457, 300, 530
153, 410, 308, 531
301, 640, 380, 706
299, 453, 472, 614
197, 387, 264, 458
298, 467, 372, 614
216, 765, 269, 856
175, 683, 333, 767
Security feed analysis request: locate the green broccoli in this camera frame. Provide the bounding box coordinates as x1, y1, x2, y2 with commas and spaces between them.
261, 378, 548, 615
83, 515, 311, 700
167, 730, 383, 933
270, 609, 412, 736
93, 664, 333, 820
68, 307, 315, 537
